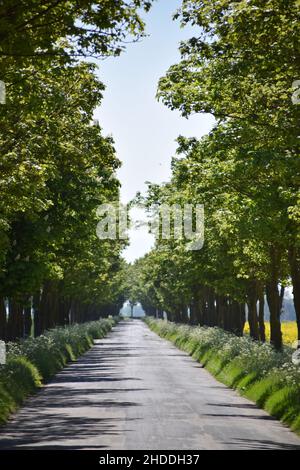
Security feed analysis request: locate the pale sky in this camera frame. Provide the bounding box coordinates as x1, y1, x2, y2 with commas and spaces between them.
94, 0, 215, 262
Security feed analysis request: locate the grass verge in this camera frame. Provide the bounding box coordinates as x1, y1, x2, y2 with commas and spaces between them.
145, 317, 300, 435
0, 317, 118, 424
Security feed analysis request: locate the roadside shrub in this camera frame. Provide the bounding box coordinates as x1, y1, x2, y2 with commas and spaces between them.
0, 357, 41, 423
3, 357, 42, 403
0, 317, 117, 424
0, 384, 15, 424
7, 318, 117, 380
145, 317, 300, 435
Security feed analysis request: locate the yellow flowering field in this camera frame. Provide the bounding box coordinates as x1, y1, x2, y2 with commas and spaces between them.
244, 322, 298, 346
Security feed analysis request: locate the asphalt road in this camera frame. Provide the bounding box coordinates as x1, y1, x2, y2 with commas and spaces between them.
0, 319, 300, 450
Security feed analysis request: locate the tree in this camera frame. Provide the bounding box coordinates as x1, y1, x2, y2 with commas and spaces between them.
0, 0, 153, 58
0, 57, 126, 339
0, 0, 155, 339
150, 0, 300, 349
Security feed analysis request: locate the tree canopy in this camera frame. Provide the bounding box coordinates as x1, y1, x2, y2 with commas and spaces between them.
128, 0, 300, 351
0, 0, 153, 339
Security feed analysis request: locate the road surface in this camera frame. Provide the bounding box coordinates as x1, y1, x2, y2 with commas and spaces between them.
0, 320, 300, 450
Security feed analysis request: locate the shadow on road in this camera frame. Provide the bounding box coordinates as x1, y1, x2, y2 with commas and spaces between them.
0, 323, 146, 450
0, 415, 140, 449
227, 439, 300, 450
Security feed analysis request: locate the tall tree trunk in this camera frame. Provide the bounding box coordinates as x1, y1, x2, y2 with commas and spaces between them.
173, 308, 181, 323
266, 281, 282, 350
266, 247, 283, 351
231, 300, 244, 336
39, 282, 49, 333
189, 301, 197, 325
166, 311, 172, 321
208, 288, 217, 326
0, 297, 6, 340
216, 295, 227, 329
258, 290, 266, 343
279, 285, 285, 314
201, 286, 209, 326
58, 297, 70, 325
246, 282, 260, 340
33, 291, 41, 337
190, 290, 202, 324
69, 299, 75, 324
288, 246, 300, 346
180, 305, 189, 323
240, 303, 246, 333
40, 280, 59, 332
7, 299, 23, 340
223, 297, 231, 332
24, 297, 32, 338
157, 309, 164, 319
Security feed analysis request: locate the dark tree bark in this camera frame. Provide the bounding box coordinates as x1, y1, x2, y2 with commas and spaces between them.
7, 299, 23, 340
189, 301, 198, 325
39, 280, 60, 332
288, 246, 300, 345
246, 282, 260, 341
240, 303, 246, 333
58, 297, 70, 325
0, 297, 6, 340
223, 297, 231, 332
201, 286, 209, 326
216, 295, 227, 330
266, 281, 282, 350
207, 288, 217, 327
33, 291, 41, 337
156, 309, 164, 319
144, 305, 156, 317
231, 300, 244, 336
258, 290, 266, 343
279, 285, 285, 314
69, 300, 76, 324
266, 248, 283, 350
24, 298, 32, 338
172, 308, 182, 323
190, 286, 202, 325
180, 305, 189, 323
